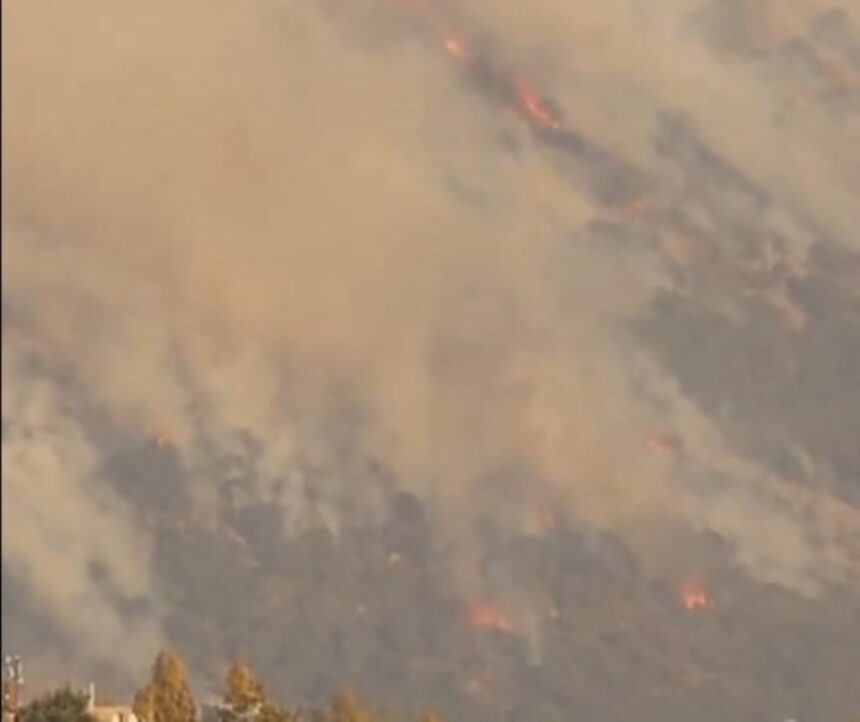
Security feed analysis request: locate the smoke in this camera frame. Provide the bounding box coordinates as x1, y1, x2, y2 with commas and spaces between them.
465, 0, 859, 247
1, 339, 163, 681
3, 0, 860, 681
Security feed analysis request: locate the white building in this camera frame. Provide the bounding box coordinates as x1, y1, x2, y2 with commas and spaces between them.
86, 684, 139, 722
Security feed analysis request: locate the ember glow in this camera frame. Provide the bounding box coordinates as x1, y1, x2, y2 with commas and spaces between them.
393, 0, 564, 133
155, 431, 175, 448
468, 602, 516, 633
443, 33, 468, 60
647, 433, 679, 457
393, 0, 467, 61
514, 77, 563, 130
531, 504, 557, 533
681, 581, 712, 612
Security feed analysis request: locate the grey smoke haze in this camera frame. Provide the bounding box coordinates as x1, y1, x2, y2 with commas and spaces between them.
3, 0, 860, 711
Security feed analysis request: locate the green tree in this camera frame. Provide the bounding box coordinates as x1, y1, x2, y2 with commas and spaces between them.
133, 650, 196, 722
17, 687, 97, 722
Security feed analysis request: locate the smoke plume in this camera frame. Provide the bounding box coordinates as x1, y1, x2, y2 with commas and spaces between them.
3, 0, 860, 688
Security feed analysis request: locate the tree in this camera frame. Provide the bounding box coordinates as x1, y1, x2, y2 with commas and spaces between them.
133, 650, 196, 722
17, 687, 96, 722
219, 661, 299, 722
316, 691, 381, 722
255, 706, 300, 722
132, 685, 155, 722
418, 714, 443, 722
223, 662, 264, 714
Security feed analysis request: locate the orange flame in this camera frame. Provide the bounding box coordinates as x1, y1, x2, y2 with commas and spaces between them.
155, 432, 175, 448
468, 602, 516, 633
514, 78, 562, 130
394, 0, 467, 61
530, 504, 556, 533
681, 580, 712, 612
538, 507, 556, 531
443, 33, 467, 60
647, 433, 679, 457
628, 197, 649, 216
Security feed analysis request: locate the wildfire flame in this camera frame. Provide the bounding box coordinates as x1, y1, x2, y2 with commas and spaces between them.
528, 504, 556, 534
514, 77, 563, 130
681, 580, 712, 612
394, 0, 565, 133
468, 602, 516, 634
537, 507, 556, 531
443, 33, 467, 60
627, 197, 650, 217
155, 430, 175, 448
647, 432, 680, 457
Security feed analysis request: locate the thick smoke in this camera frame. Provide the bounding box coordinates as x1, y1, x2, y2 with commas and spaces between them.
3, 0, 860, 686
2, 338, 163, 679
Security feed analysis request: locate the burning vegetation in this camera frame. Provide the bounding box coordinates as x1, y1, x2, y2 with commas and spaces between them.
6, 0, 860, 720
467, 602, 517, 635
681, 580, 713, 612
393, 0, 566, 134
512, 78, 563, 131
155, 432, 175, 449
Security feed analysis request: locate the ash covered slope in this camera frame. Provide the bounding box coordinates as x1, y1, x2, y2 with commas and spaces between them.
3, 0, 860, 720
